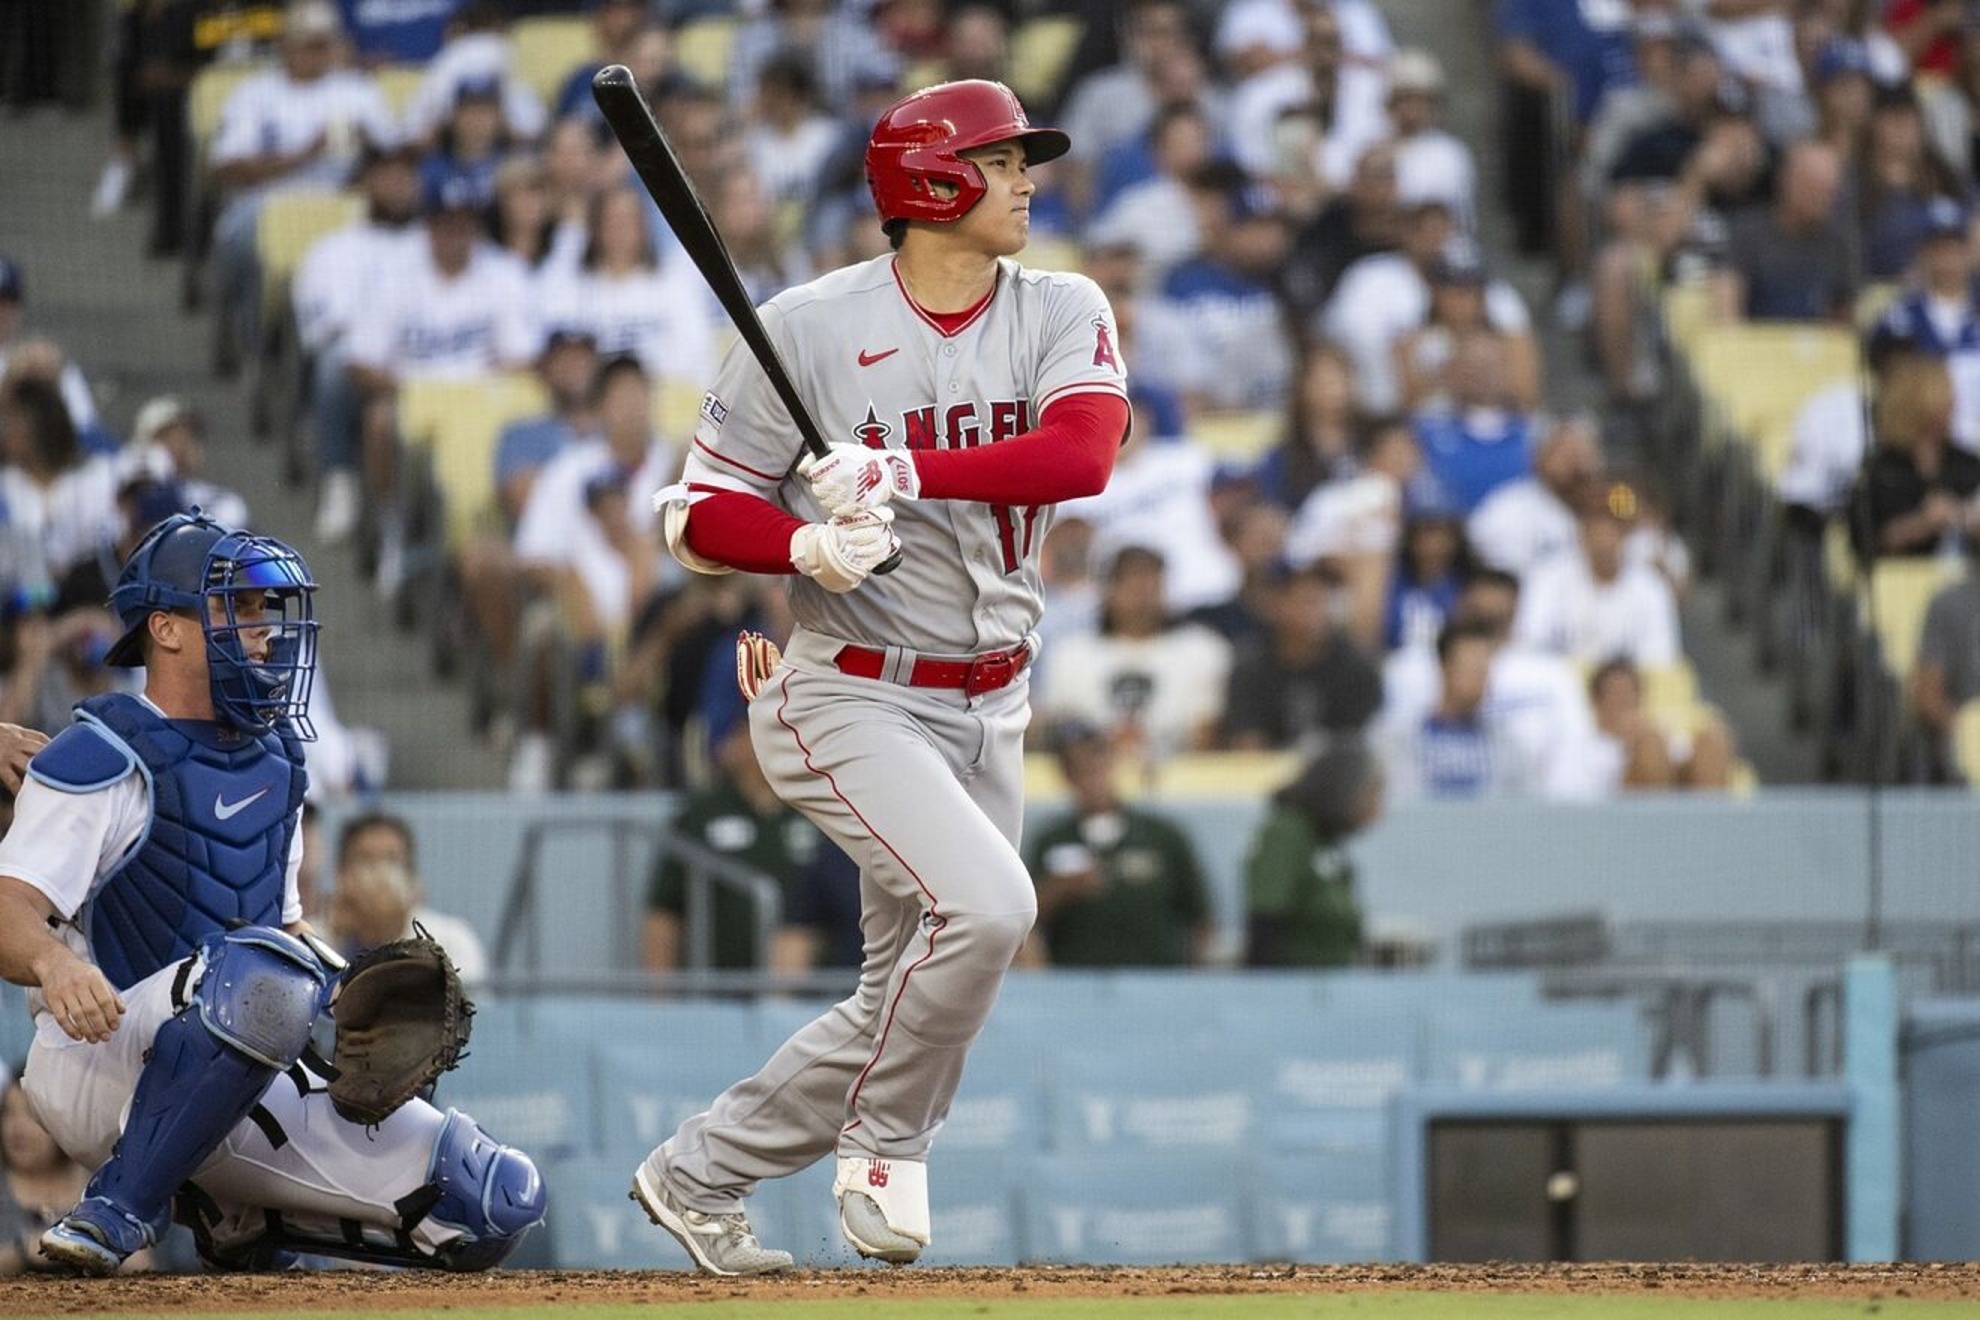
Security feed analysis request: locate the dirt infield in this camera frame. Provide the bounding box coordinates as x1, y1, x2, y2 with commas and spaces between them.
6, 1263, 1980, 1315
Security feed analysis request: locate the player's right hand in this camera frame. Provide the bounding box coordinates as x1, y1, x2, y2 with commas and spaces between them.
37, 951, 124, 1044
799, 444, 920, 516
790, 509, 902, 593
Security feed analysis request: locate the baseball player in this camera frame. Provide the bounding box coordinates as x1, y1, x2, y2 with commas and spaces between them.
637, 79, 1129, 1273
0, 512, 544, 1274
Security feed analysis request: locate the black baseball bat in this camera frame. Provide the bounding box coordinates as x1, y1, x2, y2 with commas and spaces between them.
591, 64, 902, 574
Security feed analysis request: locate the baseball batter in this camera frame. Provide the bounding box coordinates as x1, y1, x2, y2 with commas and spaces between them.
636, 80, 1129, 1273
0, 513, 544, 1274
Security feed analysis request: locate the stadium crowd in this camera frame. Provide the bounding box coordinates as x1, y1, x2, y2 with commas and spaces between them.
1, 0, 1979, 984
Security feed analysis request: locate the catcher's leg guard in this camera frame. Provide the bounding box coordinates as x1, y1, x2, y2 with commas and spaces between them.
420, 1109, 547, 1271
42, 929, 328, 1275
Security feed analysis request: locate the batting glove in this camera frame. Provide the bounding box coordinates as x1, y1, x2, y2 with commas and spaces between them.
800, 444, 919, 516
790, 508, 901, 593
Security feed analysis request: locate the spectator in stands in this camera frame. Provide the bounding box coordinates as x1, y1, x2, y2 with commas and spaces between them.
553, 0, 654, 124
0, 607, 122, 750
1468, 413, 1605, 579
1285, 418, 1424, 645
1782, 331, 1897, 534
1281, 142, 1402, 327
1228, 0, 1387, 193
328, 809, 489, 986
644, 718, 818, 973
1719, 139, 1857, 321
293, 142, 423, 544
1586, 657, 1734, 793
340, 0, 458, 64
713, 169, 814, 306
0, 260, 97, 437
543, 185, 715, 388
1516, 485, 1682, 667
1920, 14, 1980, 187
1244, 741, 1380, 967
943, 4, 1011, 84
769, 842, 864, 977
1192, 499, 1291, 645
1382, 618, 1543, 798
543, 116, 611, 230
1582, 12, 1684, 205
1086, 103, 1215, 283
1058, 0, 1208, 212
1410, 331, 1537, 516
1855, 87, 1961, 282
1086, 39, 1217, 222
346, 173, 540, 592
745, 54, 841, 206
0, 1074, 93, 1274
1853, 354, 1980, 556
1137, 163, 1294, 413
1024, 721, 1212, 968
1809, 37, 1876, 161
1396, 248, 1542, 415
207, 1, 398, 369
1606, 32, 1727, 190
419, 76, 514, 217
491, 155, 584, 284
1866, 201, 1980, 445
1388, 505, 1469, 654
117, 396, 250, 530
1040, 545, 1234, 763
1256, 344, 1360, 511
726, 0, 895, 116
0, 377, 119, 609
1222, 564, 1382, 752
1325, 197, 1534, 415
1913, 557, 1980, 773
1037, 518, 1099, 656
1387, 49, 1476, 234
403, 4, 545, 146
95, 0, 204, 252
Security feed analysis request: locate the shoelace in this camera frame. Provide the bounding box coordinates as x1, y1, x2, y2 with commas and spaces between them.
713, 1213, 760, 1247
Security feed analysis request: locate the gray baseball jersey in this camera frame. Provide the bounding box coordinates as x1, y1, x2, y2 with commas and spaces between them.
681, 252, 1128, 652
646, 253, 1126, 1233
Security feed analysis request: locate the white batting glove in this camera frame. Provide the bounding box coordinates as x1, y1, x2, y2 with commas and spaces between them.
799, 444, 920, 516
789, 508, 901, 593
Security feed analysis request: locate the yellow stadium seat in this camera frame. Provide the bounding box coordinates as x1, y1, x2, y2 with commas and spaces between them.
1190, 410, 1280, 462
398, 374, 550, 550
1824, 520, 1859, 594
1854, 282, 1898, 333
1955, 701, 1980, 788
373, 64, 424, 119
255, 191, 363, 311
674, 18, 737, 90
510, 16, 593, 106
1639, 661, 1702, 734
901, 58, 947, 93
1661, 280, 1713, 359
189, 61, 269, 149
1686, 323, 1856, 454
1021, 235, 1083, 275
1009, 16, 1083, 106
654, 378, 706, 443
1023, 749, 1298, 802
1865, 558, 1965, 685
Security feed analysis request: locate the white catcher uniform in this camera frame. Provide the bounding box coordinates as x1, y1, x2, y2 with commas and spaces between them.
647, 252, 1126, 1229
1, 733, 463, 1261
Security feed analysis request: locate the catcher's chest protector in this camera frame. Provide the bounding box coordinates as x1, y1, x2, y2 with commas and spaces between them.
62, 694, 306, 990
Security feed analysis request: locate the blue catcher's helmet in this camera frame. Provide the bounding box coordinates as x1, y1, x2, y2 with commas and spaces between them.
105, 512, 320, 739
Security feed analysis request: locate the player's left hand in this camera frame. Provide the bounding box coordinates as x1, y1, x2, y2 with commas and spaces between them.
800, 444, 919, 516
0, 723, 49, 794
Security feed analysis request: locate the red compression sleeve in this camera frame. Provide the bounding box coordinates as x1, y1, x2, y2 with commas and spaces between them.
681, 487, 805, 575
911, 393, 1129, 505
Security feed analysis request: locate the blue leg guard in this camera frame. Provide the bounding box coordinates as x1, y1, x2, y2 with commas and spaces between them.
421, 1109, 547, 1271
40, 928, 327, 1276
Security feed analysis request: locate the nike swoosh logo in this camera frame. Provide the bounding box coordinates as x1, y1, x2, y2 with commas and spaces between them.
214, 786, 273, 821
857, 348, 900, 367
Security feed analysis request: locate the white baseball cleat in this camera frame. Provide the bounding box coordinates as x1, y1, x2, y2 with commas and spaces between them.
833, 1155, 929, 1265
629, 1159, 793, 1276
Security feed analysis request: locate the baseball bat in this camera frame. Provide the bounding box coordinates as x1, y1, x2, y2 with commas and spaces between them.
591, 64, 902, 574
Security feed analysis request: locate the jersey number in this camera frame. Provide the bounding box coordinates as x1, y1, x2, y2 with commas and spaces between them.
991, 505, 1040, 574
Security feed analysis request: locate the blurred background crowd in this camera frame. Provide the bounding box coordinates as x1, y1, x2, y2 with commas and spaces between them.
0, 0, 1978, 1001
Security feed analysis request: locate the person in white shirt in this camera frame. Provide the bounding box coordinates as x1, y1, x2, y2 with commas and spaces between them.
1385, 48, 1477, 234
1515, 491, 1683, 668
743, 54, 842, 205
1057, 0, 1208, 211
0, 377, 120, 601
1323, 200, 1532, 414
292, 143, 424, 544
539, 185, 715, 391
329, 812, 489, 990
117, 397, 250, 531
1227, 2, 1389, 191
1040, 545, 1235, 764
1381, 619, 1544, 800
402, 9, 545, 146
1285, 419, 1425, 648
207, 2, 399, 364
1468, 413, 1604, 578
346, 174, 540, 595
1085, 103, 1214, 284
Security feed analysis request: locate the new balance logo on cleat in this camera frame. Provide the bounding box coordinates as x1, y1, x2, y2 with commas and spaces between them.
868, 1162, 890, 1188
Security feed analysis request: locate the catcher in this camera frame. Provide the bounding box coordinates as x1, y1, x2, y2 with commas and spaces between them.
0, 512, 541, 1274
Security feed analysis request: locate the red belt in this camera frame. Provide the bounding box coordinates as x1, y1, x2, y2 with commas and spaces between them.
832, 641, 1033, 696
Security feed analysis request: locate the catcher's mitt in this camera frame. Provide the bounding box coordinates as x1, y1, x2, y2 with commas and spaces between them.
328, 925, 473, 1126
737, 629, 782, 702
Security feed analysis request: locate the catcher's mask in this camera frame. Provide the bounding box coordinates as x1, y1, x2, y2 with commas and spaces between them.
106, 511, 320, 739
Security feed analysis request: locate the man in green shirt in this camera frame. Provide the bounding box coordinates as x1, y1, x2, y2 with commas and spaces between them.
1025, 721, 1212, 967
1245, 742, 1383, 967
645, 720, 820, 971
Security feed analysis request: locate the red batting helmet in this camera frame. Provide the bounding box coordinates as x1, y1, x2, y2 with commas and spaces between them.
866, 80, 1070, 227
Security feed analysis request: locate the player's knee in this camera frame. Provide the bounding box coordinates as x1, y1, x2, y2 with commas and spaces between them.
421, 1109, 546, 1272
192, 927, 332, 1070
945, 905, 1034, 968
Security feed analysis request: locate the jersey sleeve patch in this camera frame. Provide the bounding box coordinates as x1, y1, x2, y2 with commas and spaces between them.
28, 723, 139, 794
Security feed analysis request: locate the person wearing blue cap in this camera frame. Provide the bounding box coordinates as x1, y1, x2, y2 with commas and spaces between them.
418, 74, 511, 219
1872, 198, 1980, 371
0, 511, 545, 1276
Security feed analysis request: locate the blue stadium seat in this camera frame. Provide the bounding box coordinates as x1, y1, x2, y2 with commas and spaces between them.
1047, 1043, 1265, 1150
1425, 1002, 1652, 1091
1255, 1151, 1393, 1263
1021, 1150, 1253, 1265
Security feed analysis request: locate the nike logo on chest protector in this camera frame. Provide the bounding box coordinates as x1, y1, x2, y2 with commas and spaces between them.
214, 786, 274, 820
